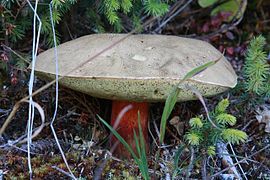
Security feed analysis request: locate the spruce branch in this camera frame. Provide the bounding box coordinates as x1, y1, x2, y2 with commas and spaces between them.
216, 113, 237, 126
144, 0, 169, 16
215, 98, 229, 114
207, 146, 216, 156
185, 99, 247, 165
185, 132, 202, 146
243, 35, 269, 96
221, 129, 247, 144
189, 117, 203, 129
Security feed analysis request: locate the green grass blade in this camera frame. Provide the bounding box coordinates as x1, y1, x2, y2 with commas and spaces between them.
172, 146, 185, 178
134, 130, 141, 156
182, 59, 220, 81
97, 115, 138, 160
137, 112, 150, 179
138, 112, 147, 155
98, 114, 150, 180
159, 86, 180, 143
173, 144, 185, 168
159, 58, 221, 144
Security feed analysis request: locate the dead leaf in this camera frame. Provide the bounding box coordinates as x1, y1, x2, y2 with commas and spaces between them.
169, 116, 185, 136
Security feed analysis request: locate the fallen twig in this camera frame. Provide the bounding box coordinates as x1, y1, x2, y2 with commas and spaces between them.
211, 144, 270, 178
0, 100, 45, 142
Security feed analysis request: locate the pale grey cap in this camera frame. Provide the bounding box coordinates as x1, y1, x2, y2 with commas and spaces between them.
34, 34, 237, 101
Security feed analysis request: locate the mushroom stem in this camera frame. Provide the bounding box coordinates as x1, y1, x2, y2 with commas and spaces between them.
111, 100, 149, 158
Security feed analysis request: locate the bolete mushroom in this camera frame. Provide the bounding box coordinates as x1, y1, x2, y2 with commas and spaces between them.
34, 34, 237, 158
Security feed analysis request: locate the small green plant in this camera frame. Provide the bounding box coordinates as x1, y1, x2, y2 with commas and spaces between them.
159, 59, 220, 144
100, 0, 169, 29
185, 99, 247, 156
98, 113, 150, 180
92, 0, 170, 32
243, 35, 270, 97
171, 144, 186, 178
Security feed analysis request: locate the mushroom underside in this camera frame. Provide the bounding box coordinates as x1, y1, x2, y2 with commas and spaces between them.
36, 72, 229, 102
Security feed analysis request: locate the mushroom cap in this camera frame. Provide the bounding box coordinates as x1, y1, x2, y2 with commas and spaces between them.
34, 34, 237, 102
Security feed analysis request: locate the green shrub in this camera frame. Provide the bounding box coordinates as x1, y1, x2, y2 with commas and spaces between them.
185, 99, 247, 156
0, 0, 170, 46
243, 35, 270, 97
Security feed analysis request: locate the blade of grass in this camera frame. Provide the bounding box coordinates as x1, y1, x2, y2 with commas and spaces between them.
134, 130, 141, 157
138, 112, 149, 179
182, 59, 220, 81
159, 86, 180, 144
98, 113, 150, 180
97, 115, 138, 159
174, 144, 185, 168
159, 57, 221, 144
172, 144, 186, 179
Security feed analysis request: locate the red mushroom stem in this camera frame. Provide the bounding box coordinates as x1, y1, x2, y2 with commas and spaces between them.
110, 100, 149, 158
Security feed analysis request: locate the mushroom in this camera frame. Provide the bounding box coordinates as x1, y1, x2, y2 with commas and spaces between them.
34, 34, 237, 158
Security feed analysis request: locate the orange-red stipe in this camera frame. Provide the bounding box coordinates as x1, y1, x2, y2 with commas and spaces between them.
110, 100, 149, 158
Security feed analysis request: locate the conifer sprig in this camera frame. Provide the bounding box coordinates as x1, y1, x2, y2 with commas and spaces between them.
221, 129, 247, 144
185, 99, 247, 156
243, 35, 269, 96
101, 0, 170, 31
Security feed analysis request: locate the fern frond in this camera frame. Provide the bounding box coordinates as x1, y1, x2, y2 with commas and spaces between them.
52, 0, 64, 8
40, 16, 51, 34
107, 0, 121, 11
221, 129, 247, 144
17, 17, 32, 31
215, 113, 236, 126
